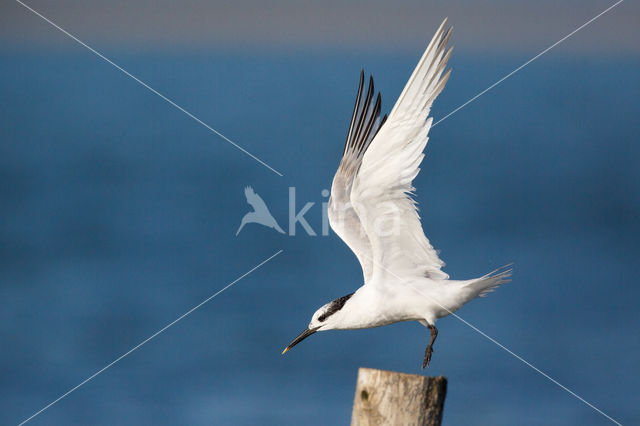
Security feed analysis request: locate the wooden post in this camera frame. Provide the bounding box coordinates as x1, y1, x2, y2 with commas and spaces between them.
350, 367, 447, 426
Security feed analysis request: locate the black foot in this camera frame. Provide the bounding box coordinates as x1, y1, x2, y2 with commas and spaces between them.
422, 345, 434, 369
422, 324, 438, 369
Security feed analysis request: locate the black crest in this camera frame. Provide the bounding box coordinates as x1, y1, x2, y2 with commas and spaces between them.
318, 293, 354, 322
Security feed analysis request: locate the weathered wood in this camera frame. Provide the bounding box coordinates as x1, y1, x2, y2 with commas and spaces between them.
351, 367, 447, 426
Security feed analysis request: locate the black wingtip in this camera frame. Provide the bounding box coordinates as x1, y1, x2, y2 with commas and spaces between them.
371, 113, 387, 141
341, 70, 387, 161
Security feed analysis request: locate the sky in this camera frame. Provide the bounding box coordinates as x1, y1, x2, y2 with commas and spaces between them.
2, 0, 638, 54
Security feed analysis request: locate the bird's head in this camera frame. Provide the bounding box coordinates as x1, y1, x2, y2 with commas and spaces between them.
282, 293, 354, 354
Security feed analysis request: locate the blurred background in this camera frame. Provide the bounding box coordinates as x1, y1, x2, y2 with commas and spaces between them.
1, 1, 639, 424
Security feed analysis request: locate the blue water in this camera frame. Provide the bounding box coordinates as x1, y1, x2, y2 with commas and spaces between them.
1, 49, 639, 425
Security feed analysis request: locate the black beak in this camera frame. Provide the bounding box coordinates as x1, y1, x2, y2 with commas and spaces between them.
282, 327, 318, 354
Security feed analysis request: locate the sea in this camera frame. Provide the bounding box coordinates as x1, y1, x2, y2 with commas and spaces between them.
1, 49, 638, 425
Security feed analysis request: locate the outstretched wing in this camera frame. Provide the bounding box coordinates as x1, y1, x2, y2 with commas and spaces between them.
244, 186, 269, 212
351, 19, 453, 283
329, 71, 387, 284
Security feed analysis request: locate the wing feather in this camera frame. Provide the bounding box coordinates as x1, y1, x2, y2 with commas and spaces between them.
351, 19, 453, 282
329, 71, 386, 283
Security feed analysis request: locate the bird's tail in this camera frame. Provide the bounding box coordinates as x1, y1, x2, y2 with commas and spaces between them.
463, 264, 512, 300
272, 222, 286, 234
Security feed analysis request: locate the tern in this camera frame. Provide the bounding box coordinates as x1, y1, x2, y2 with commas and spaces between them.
282, 19, 511, 368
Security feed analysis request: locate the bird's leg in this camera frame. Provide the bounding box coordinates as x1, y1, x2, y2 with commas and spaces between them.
422, 324, 438, 369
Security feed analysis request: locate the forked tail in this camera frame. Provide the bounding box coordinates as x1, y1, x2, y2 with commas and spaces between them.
464, 264, 512, 300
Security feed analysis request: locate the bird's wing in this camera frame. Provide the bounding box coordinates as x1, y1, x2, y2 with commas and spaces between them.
245, 186, 268, 212
329, 71, 387, 284
351, 19, 452, 283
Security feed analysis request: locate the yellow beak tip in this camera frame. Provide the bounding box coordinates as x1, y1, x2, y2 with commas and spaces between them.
282, 347, 289, 355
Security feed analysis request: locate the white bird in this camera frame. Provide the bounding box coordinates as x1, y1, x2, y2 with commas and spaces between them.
283, 19, 511, 368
